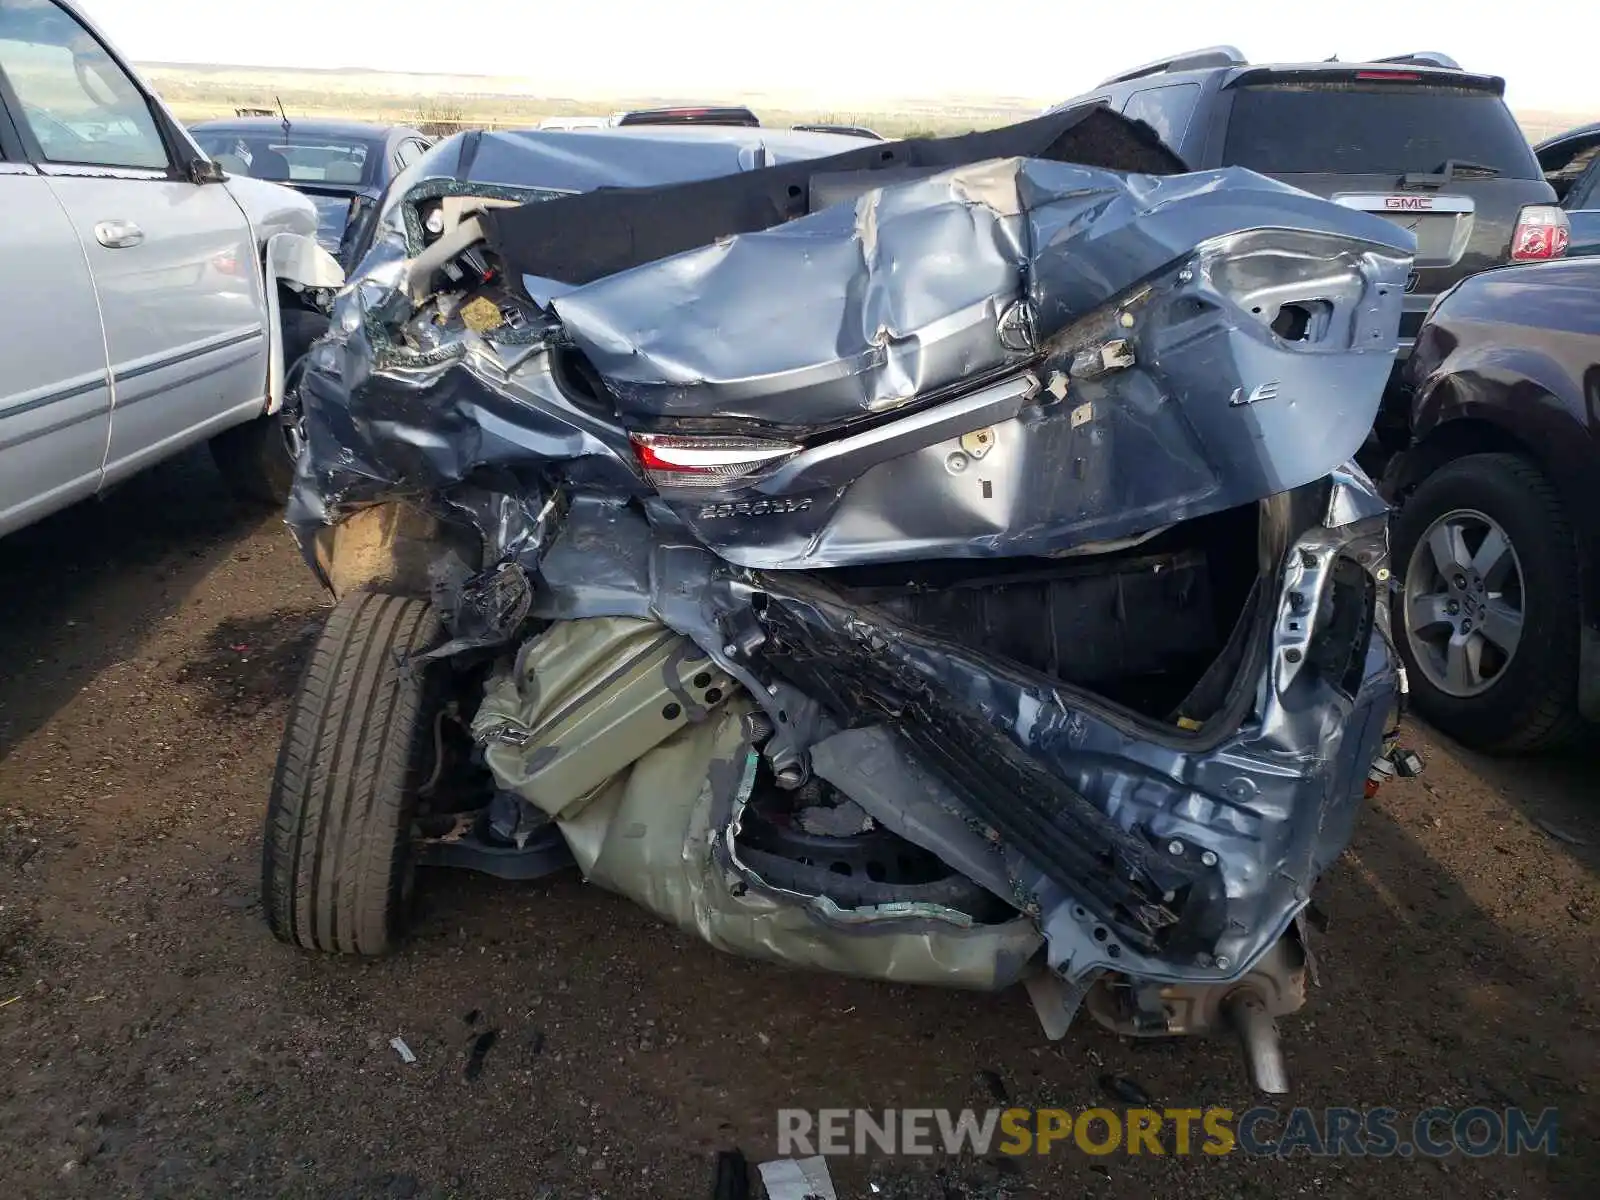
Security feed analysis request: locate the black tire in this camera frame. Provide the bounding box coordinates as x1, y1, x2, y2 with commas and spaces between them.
211, 307, 330, 506
262, 591, 445, 955
1391, 452, 1582, 753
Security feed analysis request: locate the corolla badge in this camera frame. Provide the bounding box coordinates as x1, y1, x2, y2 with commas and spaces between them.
1228, 381, 1281, 407
696, 497, 813, 519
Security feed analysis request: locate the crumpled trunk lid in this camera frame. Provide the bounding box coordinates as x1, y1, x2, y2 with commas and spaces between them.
533, 161, 1411, 568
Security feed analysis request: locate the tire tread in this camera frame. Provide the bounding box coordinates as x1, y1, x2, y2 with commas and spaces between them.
262, 591, 441, 954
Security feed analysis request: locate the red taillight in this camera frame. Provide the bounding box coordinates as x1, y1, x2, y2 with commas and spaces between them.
1355, 70, 1422, 80
629, 433, 800, 490
1510, 205, 1571, 261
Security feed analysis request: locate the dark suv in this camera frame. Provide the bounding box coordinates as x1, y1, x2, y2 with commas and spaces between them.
1047, 47, 1569, 357
1386, 256, 1600, 753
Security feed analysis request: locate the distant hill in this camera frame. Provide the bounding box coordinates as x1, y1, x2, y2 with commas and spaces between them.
135, 61, 1599, 144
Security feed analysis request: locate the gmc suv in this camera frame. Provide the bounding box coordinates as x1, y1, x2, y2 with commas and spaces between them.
1047, 47, 1569, 358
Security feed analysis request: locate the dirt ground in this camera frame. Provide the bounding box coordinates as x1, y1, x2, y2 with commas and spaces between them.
2, 451, 1596, 1200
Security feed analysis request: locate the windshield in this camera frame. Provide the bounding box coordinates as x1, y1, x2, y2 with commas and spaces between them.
1223, 85, 1541, 178
193, 130, 377, 187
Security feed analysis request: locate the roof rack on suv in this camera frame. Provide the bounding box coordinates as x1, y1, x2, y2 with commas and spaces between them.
1096, 45, 1247, 88
1373, 51, 1462, 70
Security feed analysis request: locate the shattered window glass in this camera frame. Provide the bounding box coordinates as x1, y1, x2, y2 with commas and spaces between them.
1120, 83, 1200, 154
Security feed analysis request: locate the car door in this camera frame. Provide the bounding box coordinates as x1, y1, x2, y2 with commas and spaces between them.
0, 0, 267, 489
0, 19, 111, 538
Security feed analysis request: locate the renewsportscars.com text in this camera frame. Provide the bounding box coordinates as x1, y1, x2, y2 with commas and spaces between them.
777, 1106, 1559, 1159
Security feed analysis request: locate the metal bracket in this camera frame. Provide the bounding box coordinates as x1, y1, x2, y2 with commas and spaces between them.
415, 820, 575, 881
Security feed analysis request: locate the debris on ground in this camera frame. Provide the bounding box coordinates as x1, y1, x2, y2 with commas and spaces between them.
867, 1158, 1025, 1199
389, 1037, 417, 1064
1097, 1074, 1152, 1106
711, 1148, 750, 1200
464, 1029, 499, 1080
758, 1155, 838, 1200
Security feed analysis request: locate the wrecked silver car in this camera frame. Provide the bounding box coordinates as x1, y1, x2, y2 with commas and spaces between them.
263, 106, 1415, 1093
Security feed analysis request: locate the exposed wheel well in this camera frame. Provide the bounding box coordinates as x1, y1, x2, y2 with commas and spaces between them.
276, 279, 325, 315
312, 501, 482, 599
1390, 416, 1546, 501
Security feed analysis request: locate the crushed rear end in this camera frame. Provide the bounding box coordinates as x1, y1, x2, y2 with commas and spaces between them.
283, 107, 1415, 1091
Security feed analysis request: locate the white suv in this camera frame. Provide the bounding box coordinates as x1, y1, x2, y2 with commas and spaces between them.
0, 0, 344, 537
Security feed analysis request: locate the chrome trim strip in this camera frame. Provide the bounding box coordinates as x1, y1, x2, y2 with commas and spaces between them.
114, 326, 263, 386
0, 371, 108, 420
0, 400, 107, 453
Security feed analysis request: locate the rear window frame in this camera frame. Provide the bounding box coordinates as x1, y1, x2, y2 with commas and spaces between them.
1215, 81, 1542, 179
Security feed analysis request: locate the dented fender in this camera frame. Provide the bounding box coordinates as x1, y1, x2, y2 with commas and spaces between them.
263, 233, 343, 415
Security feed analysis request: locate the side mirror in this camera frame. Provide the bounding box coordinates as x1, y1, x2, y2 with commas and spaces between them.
188, 156, 226, 185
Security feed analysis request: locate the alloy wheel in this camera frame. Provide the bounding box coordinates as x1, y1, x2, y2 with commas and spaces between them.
1403, 508, 1526, 698
278, 353, 310, 464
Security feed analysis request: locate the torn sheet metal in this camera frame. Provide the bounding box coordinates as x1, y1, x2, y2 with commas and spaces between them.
548, 164, 1407, 430
291, 161, 1409, 577
807, 727, 1021, 910
474, 616, 736, 818
484, 683, 1042, 989
546, 171, 1409, 568
285, 107, 1410, 1073
452, 482, 1390, 995
745, 475, 1397, 987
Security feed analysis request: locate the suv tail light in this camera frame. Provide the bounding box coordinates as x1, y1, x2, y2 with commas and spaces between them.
630, 433, 800, 490
1510, 205, 1571, 261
